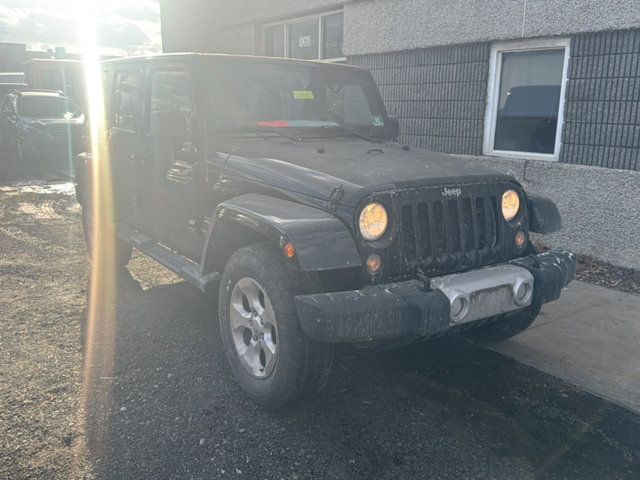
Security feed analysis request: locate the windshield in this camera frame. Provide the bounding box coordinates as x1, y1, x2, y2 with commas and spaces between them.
17, 96, 81, 119
206, 61, 387, 138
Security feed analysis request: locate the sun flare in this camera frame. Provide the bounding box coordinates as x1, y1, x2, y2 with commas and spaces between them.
76, 0, 119, 410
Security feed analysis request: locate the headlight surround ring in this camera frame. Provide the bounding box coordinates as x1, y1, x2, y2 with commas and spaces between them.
359, 202, 388, 241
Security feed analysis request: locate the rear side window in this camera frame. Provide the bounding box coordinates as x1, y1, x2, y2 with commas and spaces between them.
113, 70, 141, 129
146, 69, 191, 131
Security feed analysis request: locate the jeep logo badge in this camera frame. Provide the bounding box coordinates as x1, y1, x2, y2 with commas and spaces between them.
442, 187, 462, 197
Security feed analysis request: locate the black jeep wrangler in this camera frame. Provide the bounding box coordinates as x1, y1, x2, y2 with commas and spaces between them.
75, 54, 576, 408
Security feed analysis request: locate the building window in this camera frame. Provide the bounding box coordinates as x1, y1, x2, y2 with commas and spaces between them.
264, 11, 344, 62
484, 38, 570, 160
289, 19, 319, 60
322, 13, 344, 60
265, 24, 285, 57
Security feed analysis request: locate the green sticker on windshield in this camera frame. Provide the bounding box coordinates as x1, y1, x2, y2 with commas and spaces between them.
293, 90, 315, 100
372, 115, 385, 126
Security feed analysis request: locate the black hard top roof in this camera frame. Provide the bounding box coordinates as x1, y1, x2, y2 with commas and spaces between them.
102, 52, 365, 71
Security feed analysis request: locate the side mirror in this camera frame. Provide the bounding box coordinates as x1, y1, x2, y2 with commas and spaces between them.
386, 116, 400, 142
150, 111, 187, 147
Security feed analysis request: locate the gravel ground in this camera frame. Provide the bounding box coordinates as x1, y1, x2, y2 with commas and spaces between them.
2, 173, 640, 479
0, 180, 91, 479
574, 255, 640, 295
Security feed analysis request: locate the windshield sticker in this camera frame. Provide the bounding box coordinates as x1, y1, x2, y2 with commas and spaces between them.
293, 90, 315, 100
372, 115, 385, 127
257, 120, 339, 128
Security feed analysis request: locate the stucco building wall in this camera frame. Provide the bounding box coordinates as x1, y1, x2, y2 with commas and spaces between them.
162, 0, 640, 56
350, 43, 490, 155
345, 0, 640, 55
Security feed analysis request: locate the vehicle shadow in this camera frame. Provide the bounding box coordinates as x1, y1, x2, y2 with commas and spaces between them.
81, 270, 640, 480
0, 149, 73, 183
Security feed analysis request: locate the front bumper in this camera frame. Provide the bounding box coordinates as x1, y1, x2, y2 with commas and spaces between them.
295, 248, 576, 342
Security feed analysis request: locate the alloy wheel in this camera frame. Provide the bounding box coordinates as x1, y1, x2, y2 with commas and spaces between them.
229, 277, 278, 378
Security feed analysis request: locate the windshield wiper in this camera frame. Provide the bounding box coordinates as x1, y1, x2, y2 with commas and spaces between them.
324, 115, 379, 143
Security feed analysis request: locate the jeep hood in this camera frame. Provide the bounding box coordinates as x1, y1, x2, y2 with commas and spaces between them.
218, 137, 515, 206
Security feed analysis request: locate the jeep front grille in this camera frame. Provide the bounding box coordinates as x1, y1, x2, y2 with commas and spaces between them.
391, 182, 525, 277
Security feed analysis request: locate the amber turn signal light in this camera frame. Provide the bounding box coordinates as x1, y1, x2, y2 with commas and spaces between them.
515, 231, 526, 249
283, 242, 296, 259
366, 253, 382, 274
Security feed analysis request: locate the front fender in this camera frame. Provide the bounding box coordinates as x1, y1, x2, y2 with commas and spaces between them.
203, 194, 362, 272
528, 196, 562, 234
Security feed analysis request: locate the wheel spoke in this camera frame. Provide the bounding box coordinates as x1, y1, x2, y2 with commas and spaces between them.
261, 336, 276, 369
238, 340, 262, 375
230, 301, 251, 331
260, 295, 275, 327
236, 280, 259, 306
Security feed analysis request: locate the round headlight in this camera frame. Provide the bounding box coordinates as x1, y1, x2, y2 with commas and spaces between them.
501, 189, 520, 222
359, 202, 388, 241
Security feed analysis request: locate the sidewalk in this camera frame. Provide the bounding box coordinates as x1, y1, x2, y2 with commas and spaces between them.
486, 280, 640, 414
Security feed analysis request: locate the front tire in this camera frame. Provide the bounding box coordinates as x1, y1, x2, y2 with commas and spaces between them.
218, 243, 333, 409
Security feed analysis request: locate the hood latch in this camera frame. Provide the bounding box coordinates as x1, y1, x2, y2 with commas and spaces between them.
326, 184, 344, 212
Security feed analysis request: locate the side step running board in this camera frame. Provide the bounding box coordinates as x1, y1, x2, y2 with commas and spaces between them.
117, 224, 220, 294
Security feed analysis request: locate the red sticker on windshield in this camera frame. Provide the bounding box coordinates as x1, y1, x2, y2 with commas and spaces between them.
257, 120, 290, 128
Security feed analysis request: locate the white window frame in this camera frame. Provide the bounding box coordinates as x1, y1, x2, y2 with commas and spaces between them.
263, 10, 346, 63
483, 37, 570, 161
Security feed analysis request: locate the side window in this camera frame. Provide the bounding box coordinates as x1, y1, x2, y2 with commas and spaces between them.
147, 69, 191, 131
113, 70, 141, 130
101, 70, 112, 118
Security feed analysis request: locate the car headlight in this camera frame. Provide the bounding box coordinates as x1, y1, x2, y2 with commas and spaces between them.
359, 202, 388, 241
501, 189, 520, 221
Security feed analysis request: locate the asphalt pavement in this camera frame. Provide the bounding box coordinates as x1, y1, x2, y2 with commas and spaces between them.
81, 264, 640, 480
488, 280, 640, 415
2, 165, 640, 479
